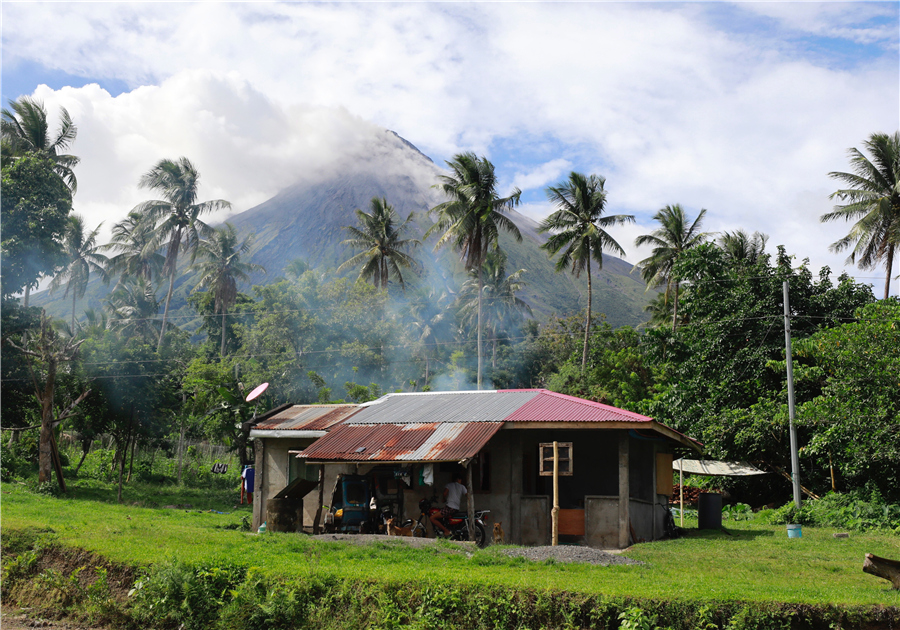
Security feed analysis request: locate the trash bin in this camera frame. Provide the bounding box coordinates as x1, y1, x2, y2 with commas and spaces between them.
266, 498, 304, 532
697, 492, 722, 530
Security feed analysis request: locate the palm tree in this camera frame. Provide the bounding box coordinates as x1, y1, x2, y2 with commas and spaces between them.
426, 152, 522, 389
539, 172, 634, 372
193, 224, 265, 357
403, 285, 453, 387
822, 131, 900, 300
49, 215, 108, 331
718, 229, 769, 266
105, 276, 162, 343
133, 157, 231, 350
457, 251, 532, 371
634, 204, 710, 332
1, 96, 79, 192
284, 258, 310, 281
338, 197, 420, 290
105, 210, 165, 285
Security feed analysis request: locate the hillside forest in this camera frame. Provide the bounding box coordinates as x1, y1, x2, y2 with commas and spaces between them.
2, 97, 899, 508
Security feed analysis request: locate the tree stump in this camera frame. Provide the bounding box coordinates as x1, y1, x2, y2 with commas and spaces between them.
863, 553, 900, 589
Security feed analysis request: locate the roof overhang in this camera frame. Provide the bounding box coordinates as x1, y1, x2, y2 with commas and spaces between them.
249, 430, 328, 439
503, 420, 702, 452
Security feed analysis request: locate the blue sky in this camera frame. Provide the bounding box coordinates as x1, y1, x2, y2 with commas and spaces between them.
2, 2, 898, 294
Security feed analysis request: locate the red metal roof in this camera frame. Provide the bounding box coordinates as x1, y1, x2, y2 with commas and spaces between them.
498, 389, 654, 423
255, 404, 359, 432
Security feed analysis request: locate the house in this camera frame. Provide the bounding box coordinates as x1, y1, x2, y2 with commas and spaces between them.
296, 389, 701, 548
249, 403, 360, 532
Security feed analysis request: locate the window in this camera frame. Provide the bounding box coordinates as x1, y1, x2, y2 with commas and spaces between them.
539, 442, 573, 476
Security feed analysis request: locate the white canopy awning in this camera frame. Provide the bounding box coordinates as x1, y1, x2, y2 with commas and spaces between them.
674, 459, 767, 477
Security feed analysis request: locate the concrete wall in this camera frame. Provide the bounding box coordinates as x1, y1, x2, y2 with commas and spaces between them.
585, 496, 619, 548
251, 436, 352, 531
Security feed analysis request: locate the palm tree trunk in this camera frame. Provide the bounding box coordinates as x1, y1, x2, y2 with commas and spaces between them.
221, 308, 227, 357
477, 264, 483, 390
672, 281, 680, 332
71, 291, 77, 333
884, 245, 895, 300
24, 285, 30, 308
492, 329, 498, 370
582, 256, 592, 373
158, 267, 176, 351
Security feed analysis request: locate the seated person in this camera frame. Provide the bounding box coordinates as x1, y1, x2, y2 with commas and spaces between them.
430, 472, 467, 536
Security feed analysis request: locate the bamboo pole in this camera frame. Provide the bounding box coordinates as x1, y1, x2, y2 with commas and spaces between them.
551, 441, 559, 546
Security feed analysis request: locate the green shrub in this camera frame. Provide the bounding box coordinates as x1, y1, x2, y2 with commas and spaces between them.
1, 432, 39, 481
129, 559, 247, 630
763, 490, 900, 532
722, 503, 752, 521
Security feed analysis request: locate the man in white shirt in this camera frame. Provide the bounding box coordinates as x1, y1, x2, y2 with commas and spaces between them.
431, 472, 467, 536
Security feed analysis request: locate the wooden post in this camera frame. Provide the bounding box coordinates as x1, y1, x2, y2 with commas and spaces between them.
466, 460, 476, 542
551, 441, 559, 546
313, 464, 326, 534
679, 459, 684, 528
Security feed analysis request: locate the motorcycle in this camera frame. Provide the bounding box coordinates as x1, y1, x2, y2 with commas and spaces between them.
416, 497, 489, 548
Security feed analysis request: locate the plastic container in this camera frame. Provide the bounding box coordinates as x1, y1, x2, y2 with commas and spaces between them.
786, 524, 802, 538
257, 521, 267, 534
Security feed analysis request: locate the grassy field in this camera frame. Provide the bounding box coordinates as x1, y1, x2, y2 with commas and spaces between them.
2, 481, 899, 609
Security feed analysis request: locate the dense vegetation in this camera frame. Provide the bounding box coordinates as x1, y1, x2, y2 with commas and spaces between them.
2, 98, 898, 509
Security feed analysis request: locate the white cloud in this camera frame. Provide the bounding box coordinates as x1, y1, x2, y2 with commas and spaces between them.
509, 159, 573, 196
3, 2, 897, 294
738, 3, 899, 46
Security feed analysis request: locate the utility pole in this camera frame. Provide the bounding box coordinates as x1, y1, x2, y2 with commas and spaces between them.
782, 280, 802, 509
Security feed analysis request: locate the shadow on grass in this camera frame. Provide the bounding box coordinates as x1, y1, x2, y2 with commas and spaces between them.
679, 526, 775, 541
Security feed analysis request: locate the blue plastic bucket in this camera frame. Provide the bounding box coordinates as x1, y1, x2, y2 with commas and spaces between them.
786, 524, 802, 538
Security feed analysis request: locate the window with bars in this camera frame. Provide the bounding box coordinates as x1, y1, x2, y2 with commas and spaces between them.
538, 442, 573, 476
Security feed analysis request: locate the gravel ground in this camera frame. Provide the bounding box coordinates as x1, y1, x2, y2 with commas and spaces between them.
501, 546, 642, 566
310, 533, 641, 566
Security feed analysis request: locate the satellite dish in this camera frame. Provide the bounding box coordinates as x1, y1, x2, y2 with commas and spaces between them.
245, 382, 269, 402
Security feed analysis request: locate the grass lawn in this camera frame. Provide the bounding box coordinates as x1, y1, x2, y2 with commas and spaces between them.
2, 481, 899, 608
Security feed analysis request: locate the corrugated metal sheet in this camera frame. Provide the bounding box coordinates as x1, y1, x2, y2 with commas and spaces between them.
299, 421, 502, 462
347, 390, 538, 425
499, 389, 654, 423
255, 405, 359, 432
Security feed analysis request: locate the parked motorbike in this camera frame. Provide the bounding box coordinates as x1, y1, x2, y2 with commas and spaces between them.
418, 498, 488, 548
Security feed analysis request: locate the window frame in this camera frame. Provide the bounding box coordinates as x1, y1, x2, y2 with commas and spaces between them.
538, 442, 573, 477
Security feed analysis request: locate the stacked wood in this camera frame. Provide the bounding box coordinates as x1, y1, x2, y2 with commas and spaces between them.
672, 485, 702, 507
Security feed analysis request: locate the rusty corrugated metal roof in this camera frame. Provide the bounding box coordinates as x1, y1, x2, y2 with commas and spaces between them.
255, 404, 359, 431
499, 389, 653, 423
299, 421, 501, 462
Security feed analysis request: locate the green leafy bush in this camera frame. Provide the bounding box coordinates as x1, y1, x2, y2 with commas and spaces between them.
762, 490, 900, 532
129, 559, 247, 630
1, 432, 39, 481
